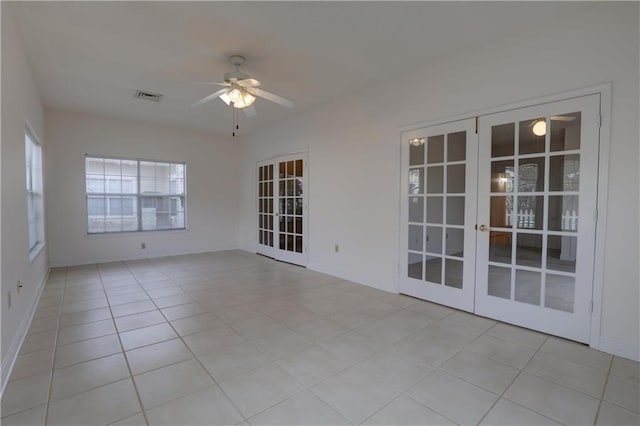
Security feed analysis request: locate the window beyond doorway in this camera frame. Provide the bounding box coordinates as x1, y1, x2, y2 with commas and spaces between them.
26, 129, 45, 259
85, 156, 186, 233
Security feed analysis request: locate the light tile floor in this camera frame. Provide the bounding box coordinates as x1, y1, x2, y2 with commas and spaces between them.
2, 250, 638, 425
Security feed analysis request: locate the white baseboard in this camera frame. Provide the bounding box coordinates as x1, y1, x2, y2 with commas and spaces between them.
306, 262, 393, 293
597, 336, 640, 362
1, 268, 50, 396
49, 246, 240, 268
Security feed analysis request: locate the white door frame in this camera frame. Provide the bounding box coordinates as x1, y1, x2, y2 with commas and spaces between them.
396, 83, 611, 349
256, 151, 309, 267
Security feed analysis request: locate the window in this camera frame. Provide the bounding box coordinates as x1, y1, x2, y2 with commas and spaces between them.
26, 130, 45, 257
85, 156, 186, 233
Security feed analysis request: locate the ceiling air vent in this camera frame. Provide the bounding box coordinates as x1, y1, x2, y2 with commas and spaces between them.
134, 90, 164, 102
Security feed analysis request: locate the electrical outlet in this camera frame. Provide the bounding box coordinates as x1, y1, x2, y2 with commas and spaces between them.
334, 244, 339, 253
141, 242, 146, 249
7, 291, 11, 309
17, 280, 22, 294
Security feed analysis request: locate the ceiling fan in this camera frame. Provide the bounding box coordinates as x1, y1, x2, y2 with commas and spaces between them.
191, 55, 294, 118
529, 114, 577, 136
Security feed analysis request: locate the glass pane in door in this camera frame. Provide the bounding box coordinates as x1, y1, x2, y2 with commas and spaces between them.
278, 159, 304, 254
445, 259, 463, 289
257, 165, 274, 247
447, 132, 466, 161
409, 197, 424, 223
408, 253, 423, 280
488, 265, 511, 299
406, 130, 469, 291
550, 112, 581, 151
519, 119, 546, 155
485, 112, 584, 314
491, 123, 515, 157
400, 117, 476, 313
545, 274, 575, 312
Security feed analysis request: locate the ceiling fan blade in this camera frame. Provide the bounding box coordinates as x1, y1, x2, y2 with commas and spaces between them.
250, 88, 294, 108
243, 106, 257, 117
191, 88, 230, 108
237, 78, 261, 88
190, 81, 229, 87
551, 115, 577, 122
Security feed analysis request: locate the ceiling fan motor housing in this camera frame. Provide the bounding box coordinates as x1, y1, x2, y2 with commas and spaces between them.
224, 70, 251, 83
225, 55, 250, 82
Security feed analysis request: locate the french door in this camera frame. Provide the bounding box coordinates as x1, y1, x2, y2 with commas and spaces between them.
475, 95, 600, 343
256, 153, 308, 266
399, 119, 478, 312
400, 94, 600, 343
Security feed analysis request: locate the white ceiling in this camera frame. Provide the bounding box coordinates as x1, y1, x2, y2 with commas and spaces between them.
10, 2, 594, 138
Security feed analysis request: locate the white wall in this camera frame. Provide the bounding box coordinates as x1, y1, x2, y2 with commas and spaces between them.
45, 109, 240, 267
238, 4, 639, 359
1, 5, 49, 385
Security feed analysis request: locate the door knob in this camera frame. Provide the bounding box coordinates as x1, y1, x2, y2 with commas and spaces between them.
478, 224, 489, 232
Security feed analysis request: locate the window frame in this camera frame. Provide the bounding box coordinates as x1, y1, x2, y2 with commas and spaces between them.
26, 127, 45, 261
84, 154, 187, 235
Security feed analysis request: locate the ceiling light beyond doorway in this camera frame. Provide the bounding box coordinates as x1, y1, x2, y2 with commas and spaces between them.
532, 119, 547, 136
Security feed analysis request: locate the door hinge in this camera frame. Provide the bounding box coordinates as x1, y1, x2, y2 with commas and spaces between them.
475, 116, 478, 134
598, 114, 602, 128
594, 209, 598, 223
590, 300, 594, 313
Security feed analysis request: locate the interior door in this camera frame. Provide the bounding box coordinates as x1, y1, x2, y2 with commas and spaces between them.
399, 119, 478, 312
257, 161, 276, 258
475, 94, 600, 343
256, 154, 308, 266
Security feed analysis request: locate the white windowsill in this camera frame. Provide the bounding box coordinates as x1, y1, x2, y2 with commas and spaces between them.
29, 242, 46, 263
85, 228, 189, 239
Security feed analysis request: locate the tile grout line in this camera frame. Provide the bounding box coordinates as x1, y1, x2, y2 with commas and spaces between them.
350, 368, 443, 426
389, 320, 551, 426
369, 316, 490, 425
9, 265, 324, 420
355, 317, 478, 425
475, 332, 566, 425
8, 253, 629, 425
43, 266, 68, 426
510, 352, 613, 400
327, 311, 493, 423
303, 311, 467, 424
239, 299, 462, 423
470, 321, 551, 425
100, 263, 151, 426
131, 265, 250, 424
151, 268, 396, 422
592, 354, 615, 424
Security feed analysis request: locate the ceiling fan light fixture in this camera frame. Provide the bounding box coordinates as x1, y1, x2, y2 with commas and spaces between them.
227, 86, 255, 109
532, 119, 547, 136
232, 91, 256, 109
228, 87, 243, 103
